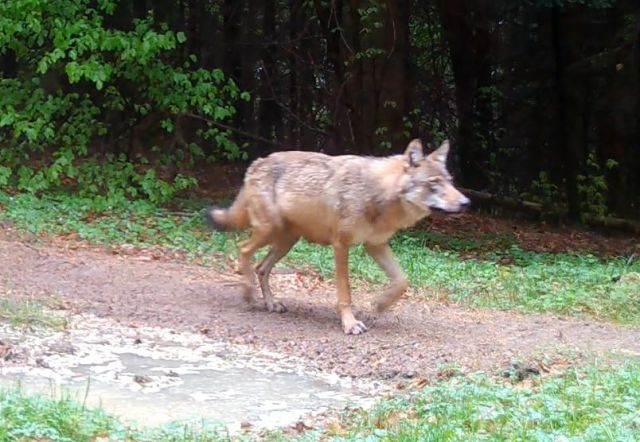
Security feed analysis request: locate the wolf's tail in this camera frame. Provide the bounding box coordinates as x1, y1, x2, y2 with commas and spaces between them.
205, 187, 250, 231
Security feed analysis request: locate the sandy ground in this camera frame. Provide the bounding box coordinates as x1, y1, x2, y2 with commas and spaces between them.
1, 231, 639, 384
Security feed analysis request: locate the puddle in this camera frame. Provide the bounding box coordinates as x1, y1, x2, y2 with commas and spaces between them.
0, 314, 381, 433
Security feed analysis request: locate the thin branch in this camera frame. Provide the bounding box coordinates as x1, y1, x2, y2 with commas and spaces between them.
258, 60, 329, 137
387, 14, 396, 61
184, 112, 293, 150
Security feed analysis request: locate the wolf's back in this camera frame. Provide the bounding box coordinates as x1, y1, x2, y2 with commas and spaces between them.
207, 150, 376, 234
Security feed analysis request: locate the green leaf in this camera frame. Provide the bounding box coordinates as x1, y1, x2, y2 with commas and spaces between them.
0, 166, 11, 187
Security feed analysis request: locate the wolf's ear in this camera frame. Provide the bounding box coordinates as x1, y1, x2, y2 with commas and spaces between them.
404, 139, 424, 167
427, 139, 449, 164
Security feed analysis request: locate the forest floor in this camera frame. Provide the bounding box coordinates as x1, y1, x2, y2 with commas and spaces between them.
2, 218, 640, 380
1, 211, 639, 435
1, 164, 639, 436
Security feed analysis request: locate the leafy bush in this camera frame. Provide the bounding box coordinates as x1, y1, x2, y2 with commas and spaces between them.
523, 171, 561, 209
0, 0, 248, 202
577, 153, 616, 219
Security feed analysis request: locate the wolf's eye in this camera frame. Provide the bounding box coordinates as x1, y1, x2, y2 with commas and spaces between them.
427, 178, 441, 190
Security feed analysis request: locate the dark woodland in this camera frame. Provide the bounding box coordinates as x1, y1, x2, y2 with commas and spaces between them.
1, 0, 639, 222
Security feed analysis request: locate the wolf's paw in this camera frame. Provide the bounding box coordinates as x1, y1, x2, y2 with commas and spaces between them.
267, 301, 287, 313
343, 320, 368, 335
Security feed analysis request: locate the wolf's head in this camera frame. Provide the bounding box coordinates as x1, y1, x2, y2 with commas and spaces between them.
400, 138, 470, 213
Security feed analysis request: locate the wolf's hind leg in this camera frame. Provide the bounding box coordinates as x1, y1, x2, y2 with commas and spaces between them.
238, 230, 272, 304
255, 235, 298, 312
364, 243, 408, 312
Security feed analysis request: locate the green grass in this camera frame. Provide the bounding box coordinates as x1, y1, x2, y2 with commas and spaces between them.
0, 387, 119, 442
328, 360, 640, 442
0, 389, 229, 442
0, 387, 230, 442
0, 191, 240, 263
1, 191, 639, 324
0, 298, 66, 330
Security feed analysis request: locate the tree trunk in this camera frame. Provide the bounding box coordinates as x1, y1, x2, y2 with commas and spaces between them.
436, 0, 494, 190
595, 3, 640, 216
239, 0, 261, 141
373, 0, 412, 153
313, 0, 351, 153
551, 6, 582, 219
222, 0, 242, 82
257, 0, 282, 144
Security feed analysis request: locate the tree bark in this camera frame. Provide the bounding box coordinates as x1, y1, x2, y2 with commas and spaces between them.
257, 0, 283, 144
436, 0, 494, 190
551, 6, 582, 220
222, 0, 242, 82
373, 0, 412, 153
594, 3, 640, 216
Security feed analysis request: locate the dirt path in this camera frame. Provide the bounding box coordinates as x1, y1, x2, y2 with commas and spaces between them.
1, 233, 639, 382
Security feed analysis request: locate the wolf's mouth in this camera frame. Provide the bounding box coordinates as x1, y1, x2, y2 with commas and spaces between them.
430, 204, 468, 213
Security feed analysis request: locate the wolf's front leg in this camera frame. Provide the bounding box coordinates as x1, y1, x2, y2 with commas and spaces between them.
364, 243, 408, 312
333, 243, 368, 335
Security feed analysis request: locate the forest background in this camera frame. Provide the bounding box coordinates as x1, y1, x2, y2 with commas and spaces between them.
1, 0, 639, 222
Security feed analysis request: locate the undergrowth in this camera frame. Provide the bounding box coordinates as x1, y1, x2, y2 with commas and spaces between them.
1, 191, 639, 324
0, 298, 66, 330
326, 359, 640, 442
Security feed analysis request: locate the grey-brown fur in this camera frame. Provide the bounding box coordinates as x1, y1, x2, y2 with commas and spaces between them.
207, 139, 470, 334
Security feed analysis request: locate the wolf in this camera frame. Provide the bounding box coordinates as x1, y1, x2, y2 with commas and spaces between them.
206, 138, 470, 335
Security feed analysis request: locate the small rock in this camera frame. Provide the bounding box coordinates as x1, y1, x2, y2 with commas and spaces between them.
292, 420, 312, 432
0, 342, 12, 360
502, 362, 540, 381
47, 341, 76, 355
2, 347, 25, 363
133, 374, 152, 384
35, 357, 50, 368
381, 369, 399, 380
